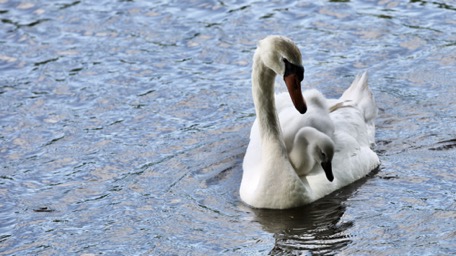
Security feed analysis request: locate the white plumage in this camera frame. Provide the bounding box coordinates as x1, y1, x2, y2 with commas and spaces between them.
240, 36, 379, 209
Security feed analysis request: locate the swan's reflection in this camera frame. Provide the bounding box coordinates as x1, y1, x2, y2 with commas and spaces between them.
251, 170, 378, 255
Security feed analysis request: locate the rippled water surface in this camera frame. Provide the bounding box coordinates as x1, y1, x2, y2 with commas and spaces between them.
1, 0, 455, 255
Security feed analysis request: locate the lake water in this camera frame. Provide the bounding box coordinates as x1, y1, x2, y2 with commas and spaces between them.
1, 0, 455, 255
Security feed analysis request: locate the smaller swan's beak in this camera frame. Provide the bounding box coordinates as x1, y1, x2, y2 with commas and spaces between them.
321, 161, 334, 182
284, 74, 307, 114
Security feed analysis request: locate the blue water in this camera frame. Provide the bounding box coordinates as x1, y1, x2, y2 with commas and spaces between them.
1, 0, 455, 255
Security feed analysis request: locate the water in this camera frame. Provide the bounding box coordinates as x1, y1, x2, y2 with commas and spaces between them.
1, 0, 455, 255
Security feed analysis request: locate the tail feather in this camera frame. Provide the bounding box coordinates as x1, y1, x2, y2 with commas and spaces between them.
339, 71, 377, 147
340, 72, 377, 122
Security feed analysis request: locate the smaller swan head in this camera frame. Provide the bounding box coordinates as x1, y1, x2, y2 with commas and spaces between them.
257, 35, 307, 114
290, 127, 335, 182
315, 140, 335, 182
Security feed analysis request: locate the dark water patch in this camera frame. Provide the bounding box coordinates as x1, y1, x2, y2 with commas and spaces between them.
228, 5, 250, 14
69, 67, 83, 75
1, 18, 51, 29
58, 1, 81, 10
43, 134, 65, 146
137, 89, 155, 97
33, 206, 56, 213
34, 57, 60, 67
429, 139, 456, 151
0, 175, 14, 181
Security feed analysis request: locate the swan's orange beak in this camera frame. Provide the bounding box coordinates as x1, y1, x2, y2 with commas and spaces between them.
284, 74, 307, 114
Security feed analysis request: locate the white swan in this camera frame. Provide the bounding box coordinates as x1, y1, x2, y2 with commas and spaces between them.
240, 35, 380, 209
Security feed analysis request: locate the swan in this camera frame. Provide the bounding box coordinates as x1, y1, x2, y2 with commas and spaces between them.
240, 35, 380, 209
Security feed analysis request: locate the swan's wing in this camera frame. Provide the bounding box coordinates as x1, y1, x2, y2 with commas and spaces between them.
327, 106, 380, 189
318, 72, 380, 190
330, 72, 377, 147
340, 72, 377, 121
329, 72, 376, 150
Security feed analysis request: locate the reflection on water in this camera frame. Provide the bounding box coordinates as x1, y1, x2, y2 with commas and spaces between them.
1, 0, 456, 254
253, 170, 377, 255
258, 200, 350, 255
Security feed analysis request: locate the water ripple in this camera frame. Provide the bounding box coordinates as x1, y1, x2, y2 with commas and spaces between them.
1, 0, 455, 254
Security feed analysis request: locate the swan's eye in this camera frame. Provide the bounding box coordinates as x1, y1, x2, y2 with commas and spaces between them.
321, 151, 327, 159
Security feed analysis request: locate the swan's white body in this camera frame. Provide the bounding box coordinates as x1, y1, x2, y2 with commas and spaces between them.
240, 36, 380, 209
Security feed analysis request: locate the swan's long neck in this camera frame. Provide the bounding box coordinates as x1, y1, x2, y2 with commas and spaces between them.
252, 52, 288, 159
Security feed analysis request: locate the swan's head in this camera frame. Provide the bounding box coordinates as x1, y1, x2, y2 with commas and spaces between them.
257, 35, 307, 114
290, 127, 335, 182
313, 137, 335, 182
